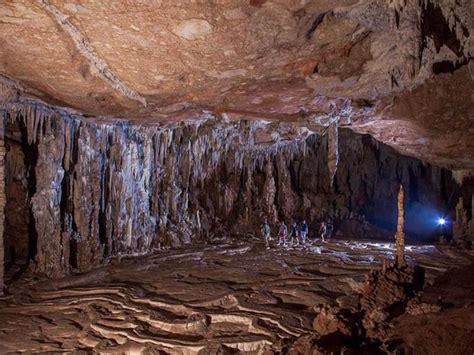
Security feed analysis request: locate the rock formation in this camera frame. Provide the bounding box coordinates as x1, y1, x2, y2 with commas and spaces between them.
395, 184, 406, 268
309, 189, 429, 349
0, 118, 4, 294
1, 99, 466, 278
0, 0, 472, 169
470, 195, 474, 240
453, 197, 470, 244
360, 264, 425, 339
0, 1, 472, 352
313, 304, 361, 338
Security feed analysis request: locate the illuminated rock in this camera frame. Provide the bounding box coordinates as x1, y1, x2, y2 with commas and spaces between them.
395, 185, 406, 268
0, 100, 463, 278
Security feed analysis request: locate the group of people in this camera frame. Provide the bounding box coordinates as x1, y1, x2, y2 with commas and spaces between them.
261, 218, 333, 249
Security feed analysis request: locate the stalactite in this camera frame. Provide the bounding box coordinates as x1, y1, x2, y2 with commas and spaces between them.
1, 101, 463, 277
328, 122, 339, 188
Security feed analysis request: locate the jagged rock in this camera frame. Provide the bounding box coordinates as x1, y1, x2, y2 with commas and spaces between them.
1, 100, 470, 280
406, 298, 442, 316
360, 264, 425, 339
313, 304, 362, 338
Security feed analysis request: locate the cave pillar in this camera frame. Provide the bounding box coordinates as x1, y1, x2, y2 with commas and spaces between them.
395, 185, 406, 268
0, 113, 4, 294
453, 197, 467, 242
470, 195, 474, 240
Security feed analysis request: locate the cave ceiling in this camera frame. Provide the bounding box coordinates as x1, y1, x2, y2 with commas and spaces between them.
0, 0, 472, 169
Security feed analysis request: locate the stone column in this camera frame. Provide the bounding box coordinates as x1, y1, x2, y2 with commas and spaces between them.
453, 197, 467, 243
469, 195, 474, 241
395, 185, 406, 268
0, 113, 5, 294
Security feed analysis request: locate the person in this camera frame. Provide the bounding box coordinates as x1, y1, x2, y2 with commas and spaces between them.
262, 219, 271, 249
326, 220, 333, 240
290, 221, 299, 246
278, 221, 288, 246
319, 221, 327, 242
300, 220, 308, 244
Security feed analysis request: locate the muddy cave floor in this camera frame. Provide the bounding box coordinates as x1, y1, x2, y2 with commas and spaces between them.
0, 238, 473, 354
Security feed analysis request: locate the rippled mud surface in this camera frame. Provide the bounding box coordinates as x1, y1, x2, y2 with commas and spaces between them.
0, 239, 472, 354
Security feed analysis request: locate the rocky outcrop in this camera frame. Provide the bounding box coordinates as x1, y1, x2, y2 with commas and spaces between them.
313, 304, 363, 338
453, 196, 474, 246
1, 100, 465, 277
360, 264, 425, 339
307, 261, 428, 352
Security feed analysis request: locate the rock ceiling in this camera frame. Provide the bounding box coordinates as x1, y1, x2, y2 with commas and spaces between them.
0, 0, 472, 169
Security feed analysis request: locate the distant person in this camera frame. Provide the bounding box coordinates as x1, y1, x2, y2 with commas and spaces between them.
262, 219, 271, 249
278, 222, 288, 246
319, 221, 327, 242
290, 221, 299, 246
300, 220, 308, 244
326, 220, 334, 240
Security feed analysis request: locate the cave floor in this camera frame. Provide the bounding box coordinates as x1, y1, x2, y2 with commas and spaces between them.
0, 238, 472, 354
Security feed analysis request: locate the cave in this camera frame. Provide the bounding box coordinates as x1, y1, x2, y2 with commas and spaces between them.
0, 1, 473, 353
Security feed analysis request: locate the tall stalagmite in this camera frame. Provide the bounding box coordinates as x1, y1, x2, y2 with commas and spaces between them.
470, 195, 474, 240
453, 197, 468, 242
395, 185, 406, 268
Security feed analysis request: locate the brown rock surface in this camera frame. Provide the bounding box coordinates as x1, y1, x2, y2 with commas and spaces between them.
313, 304, 362, 338
0, 0, 472, 168
360, 264, 425, 338
0, 239, 471, 353
389, 261, 474, 355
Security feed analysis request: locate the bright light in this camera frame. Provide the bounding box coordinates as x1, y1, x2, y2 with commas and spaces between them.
438, 218, 446, 226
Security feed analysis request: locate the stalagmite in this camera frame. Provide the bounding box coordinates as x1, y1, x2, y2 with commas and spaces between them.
470, 195, 474, 240
395, 185, 406, 268
453, 197, 468, 243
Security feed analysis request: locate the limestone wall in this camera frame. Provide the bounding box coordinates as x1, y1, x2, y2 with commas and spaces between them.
1, 102, 463, 279
0, 113, 4, 294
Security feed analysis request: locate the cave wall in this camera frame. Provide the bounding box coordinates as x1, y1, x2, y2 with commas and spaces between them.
1, 103, 462, 278
0, 115, 4, 294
